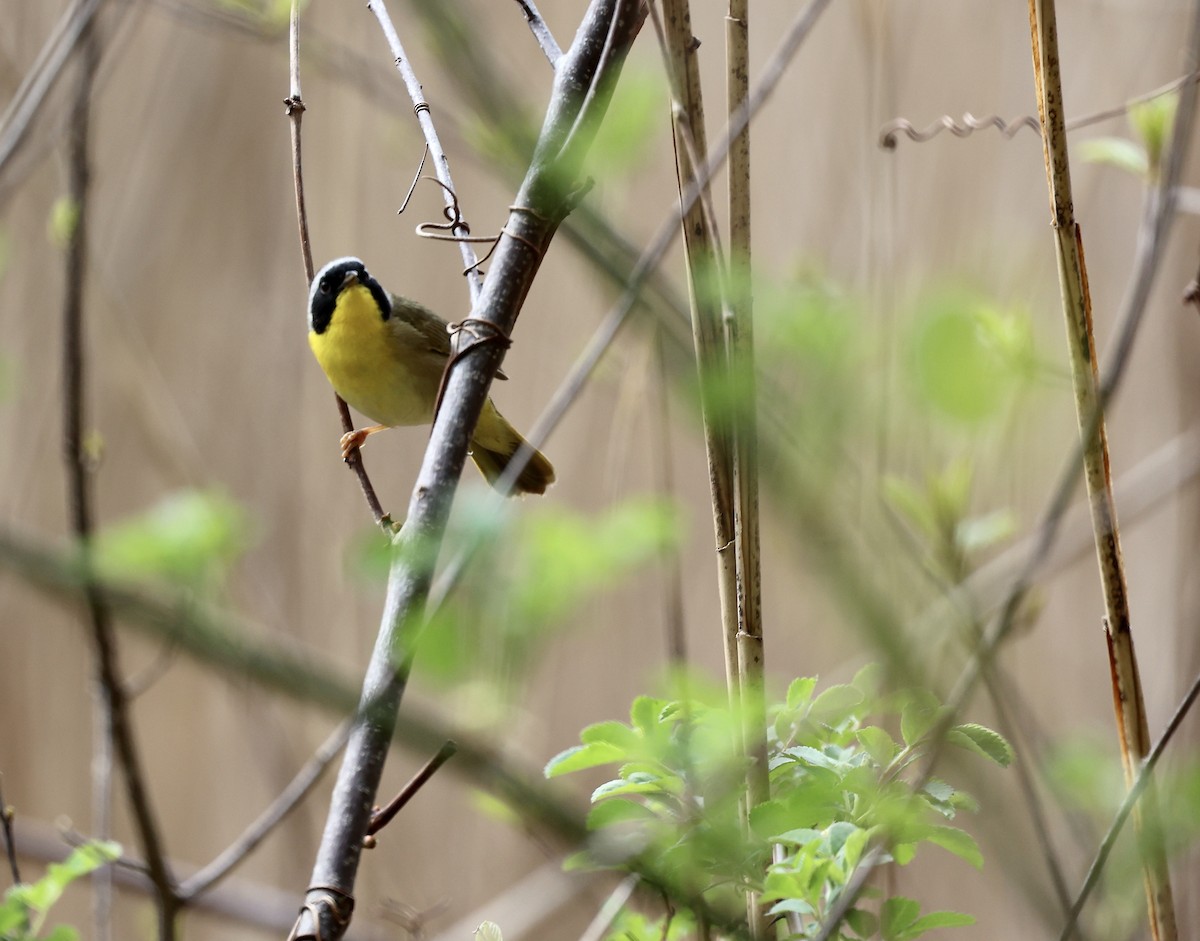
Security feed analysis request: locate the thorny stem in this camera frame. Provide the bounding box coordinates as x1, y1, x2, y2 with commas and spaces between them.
61, 14, 178, 939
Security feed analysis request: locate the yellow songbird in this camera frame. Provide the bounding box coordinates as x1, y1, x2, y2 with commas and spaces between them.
307, 257, 555, 495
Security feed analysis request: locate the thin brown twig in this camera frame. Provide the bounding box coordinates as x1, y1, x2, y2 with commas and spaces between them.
61, 13, 178, 938
286, 1, 388, 525
0, 776, 20, 885
176, 721, 352, 901
364, 740, 457, 840
1057, 667, 1200, 941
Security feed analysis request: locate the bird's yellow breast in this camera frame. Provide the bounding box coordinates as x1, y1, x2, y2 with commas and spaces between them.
308, 284, 434, 427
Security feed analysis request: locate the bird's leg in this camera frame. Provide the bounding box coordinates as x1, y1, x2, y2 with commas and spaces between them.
340, 424, 390, 462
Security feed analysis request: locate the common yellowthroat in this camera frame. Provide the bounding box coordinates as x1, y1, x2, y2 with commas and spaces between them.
307, 257, 555, 495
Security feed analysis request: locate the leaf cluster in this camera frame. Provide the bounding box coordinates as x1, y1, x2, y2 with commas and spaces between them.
1, 841, 120, 941
546, 670, 1011, 940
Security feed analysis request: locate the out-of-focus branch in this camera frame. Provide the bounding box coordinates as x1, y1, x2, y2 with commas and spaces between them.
1057, 667, 1200, 941
176, 721, 351, 901
59, 14, 179, 940
0, 0, 108, 184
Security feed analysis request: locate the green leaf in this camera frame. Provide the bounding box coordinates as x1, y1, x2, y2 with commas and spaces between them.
580, 720, 640, 751
881, 897, 921, 941
786, 677, 818, 711
899, 911, 976, 940
840, 825, 870, 871
922, 779, 954, 803
900, 691, 941, 747
474, 920, 504, 941
892, 842, 916, 866
925, 825, 983, 869
766, 898, 815, 917
20, 841, 120, 913
544, 742, 624, 778
947, 723, 1013, 767
586, 798, 655, 830
808, 684, 864, 724
591, 775, 673, 801
845, 908, 879, 939
1129, 92, 1176, 174
857, 726, 897, 767
773, 827, 823, 846
43, 927, 81, 941
630, 696, 668, 734
0, 897, 30, 934
1078, 137, 1149, 177
907, 297, 1011, 423
954, 510, 1016, 555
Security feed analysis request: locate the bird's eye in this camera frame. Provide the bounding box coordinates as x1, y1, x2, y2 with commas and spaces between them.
319, 280, 330, 294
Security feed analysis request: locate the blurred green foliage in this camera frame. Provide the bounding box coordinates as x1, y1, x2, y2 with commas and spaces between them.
585, 68, 664, 180
883, 458, 1016, 583
1044, 736, 1200, 938
212, 0, 303, 30
93, 490, 250, 592
350, 496, 680, 703
547, 668, 1009, 939
0, 840, 120, 941
904, 290, 1030, 425
1080, 90, 1176, 181
46, 198, 79, 251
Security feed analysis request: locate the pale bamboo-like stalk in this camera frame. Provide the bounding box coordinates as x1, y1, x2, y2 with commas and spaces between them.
725, 0, 768, 834
725, 1, 770, 934
656, 0, 766, 935
657, 0, 739, 743
1027, 3, 1177, 939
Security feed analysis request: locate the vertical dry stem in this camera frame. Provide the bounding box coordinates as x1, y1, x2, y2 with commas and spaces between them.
62, 14, 178, 939
1027, 3, 1176, 939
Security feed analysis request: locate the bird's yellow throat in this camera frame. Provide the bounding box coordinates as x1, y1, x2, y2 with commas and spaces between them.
308, 283, 402, 422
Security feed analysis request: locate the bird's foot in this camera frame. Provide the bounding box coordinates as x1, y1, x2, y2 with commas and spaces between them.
339, 424, 389, 462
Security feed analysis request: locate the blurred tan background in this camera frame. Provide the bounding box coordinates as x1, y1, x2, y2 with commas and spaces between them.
2, 0, 1199, 938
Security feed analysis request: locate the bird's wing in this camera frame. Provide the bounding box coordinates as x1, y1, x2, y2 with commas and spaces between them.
390, 293, 508, 380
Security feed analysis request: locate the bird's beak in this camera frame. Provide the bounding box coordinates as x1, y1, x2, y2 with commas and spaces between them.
341, 270, 360, 288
